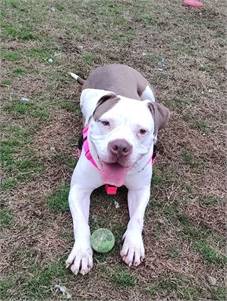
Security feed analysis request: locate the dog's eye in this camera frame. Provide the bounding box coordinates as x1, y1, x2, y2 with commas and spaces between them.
99, 120, 110, 127
139, 128, 147, 135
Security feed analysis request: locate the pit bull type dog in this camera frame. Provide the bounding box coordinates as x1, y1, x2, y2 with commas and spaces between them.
66, 64, 170, 275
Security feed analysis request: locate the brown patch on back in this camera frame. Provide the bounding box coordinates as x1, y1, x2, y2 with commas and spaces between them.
93, 94, 120, 120
83, 64, 149, 100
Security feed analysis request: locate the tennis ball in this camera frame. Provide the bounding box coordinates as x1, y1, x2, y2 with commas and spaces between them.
91, 228, 115, 253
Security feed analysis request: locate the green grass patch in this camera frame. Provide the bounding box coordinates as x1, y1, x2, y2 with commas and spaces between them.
167, 246, 181, 259
1, 49, 22, 61
136, 13, 156, 26
53, 153, 76, 170
177, 214, 226, 266
181, 150, 202, 168
27, 48, 54, 62
178, 213, 209, 240
3, 154, 44, 178
13, 67, 27, 76
199, 196, 223, 206
0, 208, 13, 228
1, 79, 12, 86
0, 178, 17, 190
147, 276, 201, 300
1, 22, 37, 41
194, 241, 227, 266
168, 97, 193, 111
82, 52, 95, 65
0, 277, 15, 300
23, 260, 68, 299
47, 183, 70, 212
3, 0, 27, 11
111, 267, 137, 287
210, 287, 226, 301
192, 120, 210, 134
4, 102, 49, 120
15, 157, 43, 174
152, 170, 163, 185
0, 260, 69, 300
59, 100, 80, 114
55, 3, 65, 11
1, 125, 44, 180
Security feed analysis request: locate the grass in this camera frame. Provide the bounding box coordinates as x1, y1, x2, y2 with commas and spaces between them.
0, 178, 17, 190
3, 25, 36, 41
12, 67, 27, 76
167, 246, 181, 259
82, 52, 95, 65
0, 208, 13, 228
181, 150, 204, 168
194, 241, 226, 266
59, 100, 80, 114
47, 183, 70, 213
1, 79, 12, 86
27, 47, 55, 62
1, 49, 22, 61
1, 125, 44, 186
0, 278, 15, 300
147, 276, 201, 300
0, 260, 69, 300
0, 0, 225, 300
4, 102, 49, 120
199, 196, 223, 206
24, 261, 68, 299
210, 287, 226, 301
192, 120, 210, 134
111, 267, 137, 288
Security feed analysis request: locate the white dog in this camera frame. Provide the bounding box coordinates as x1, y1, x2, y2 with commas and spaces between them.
66, 64, 170, 275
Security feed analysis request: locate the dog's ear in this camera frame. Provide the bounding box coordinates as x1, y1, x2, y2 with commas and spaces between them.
148, 102, 170, 134
93, 93, 120, 120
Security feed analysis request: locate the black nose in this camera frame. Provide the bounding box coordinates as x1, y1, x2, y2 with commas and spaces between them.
108, 139, 132, 157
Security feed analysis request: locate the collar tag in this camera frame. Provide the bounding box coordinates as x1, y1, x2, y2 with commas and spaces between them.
105, 185, 118, 195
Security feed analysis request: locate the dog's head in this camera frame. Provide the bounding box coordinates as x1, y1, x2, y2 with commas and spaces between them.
88, 93, 169, 184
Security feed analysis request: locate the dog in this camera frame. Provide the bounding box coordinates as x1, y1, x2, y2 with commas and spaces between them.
66, 64, 170, 275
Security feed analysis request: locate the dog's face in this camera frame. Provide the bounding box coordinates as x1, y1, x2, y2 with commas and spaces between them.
89, 94, 169, 172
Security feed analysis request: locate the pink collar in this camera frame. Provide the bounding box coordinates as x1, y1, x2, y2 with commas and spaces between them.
82, 126, 156, 195
83, 126, 117, 195
82, 127, 98, 169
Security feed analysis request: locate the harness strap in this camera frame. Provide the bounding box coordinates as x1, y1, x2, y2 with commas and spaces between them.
82, 127, 98, 168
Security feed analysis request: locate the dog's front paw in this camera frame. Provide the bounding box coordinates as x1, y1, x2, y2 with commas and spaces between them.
66, 242, 93, 275
120, 230, 145, 267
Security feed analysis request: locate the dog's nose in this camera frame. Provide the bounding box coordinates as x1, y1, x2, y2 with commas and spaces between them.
108, 139, 132, 157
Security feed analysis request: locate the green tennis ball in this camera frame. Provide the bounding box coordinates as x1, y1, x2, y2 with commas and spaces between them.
91, 228, 115, 253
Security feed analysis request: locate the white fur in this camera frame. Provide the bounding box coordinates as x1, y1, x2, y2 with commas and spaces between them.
141, 85, 156, 102
69, 72, 80, 81
66, 86, 156, 275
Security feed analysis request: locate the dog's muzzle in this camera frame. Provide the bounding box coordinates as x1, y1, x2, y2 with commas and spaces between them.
107, 139, 132, 166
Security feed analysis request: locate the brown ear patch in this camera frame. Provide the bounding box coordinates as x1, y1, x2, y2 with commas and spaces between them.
93, 93, 120, 120
148, 102, 170, 134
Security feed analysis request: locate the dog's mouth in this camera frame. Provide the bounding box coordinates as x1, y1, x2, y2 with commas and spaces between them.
100, 162, 129, 187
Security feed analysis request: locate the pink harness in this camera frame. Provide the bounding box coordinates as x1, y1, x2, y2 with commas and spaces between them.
82, 126, 156, 195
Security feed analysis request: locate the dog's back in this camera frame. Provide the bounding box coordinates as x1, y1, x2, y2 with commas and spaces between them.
82, 64, 149, 100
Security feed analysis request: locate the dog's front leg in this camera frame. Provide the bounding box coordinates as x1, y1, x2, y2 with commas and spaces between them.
121, 186, 150, 267
66, 185, 93, 275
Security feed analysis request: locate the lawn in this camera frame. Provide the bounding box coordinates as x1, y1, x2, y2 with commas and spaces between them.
0, 0, 226, 300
